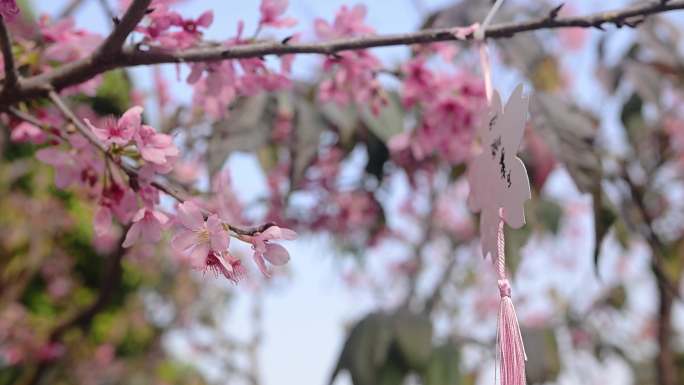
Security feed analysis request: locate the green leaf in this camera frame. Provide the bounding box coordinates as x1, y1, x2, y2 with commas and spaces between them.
208, 94, 271, 176
364, 129, 389, 181
522, 327, 560, 384
422, 343, 461, 385
593, 192, 617, 272
505, 224, 532, 276
291, 99, 323, 188
329, 312, 395, 385
360, 93, 404, 143
320, 102, 358, 147
531, 93, 601, 194
92, 70, 133, 116
392, 309, 433, 371
377, 357, 409, 385
534, 199, 563, 234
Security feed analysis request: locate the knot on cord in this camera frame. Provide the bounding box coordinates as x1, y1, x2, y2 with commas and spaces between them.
498, 279, 511, 298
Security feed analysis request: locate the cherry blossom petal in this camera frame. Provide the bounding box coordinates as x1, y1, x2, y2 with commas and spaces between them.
94, 206, 112, 237
122, 222, 142, 248
171, 229, 197, 252
264, 243, 290, 265
177, 201, 204, 230
252, 252, 270, 277
206, 214, 229, 251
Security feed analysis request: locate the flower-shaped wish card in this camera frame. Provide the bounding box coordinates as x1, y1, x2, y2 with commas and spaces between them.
467, 84, 531, 261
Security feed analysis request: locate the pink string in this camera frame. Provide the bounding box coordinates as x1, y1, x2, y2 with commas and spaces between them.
478, 43, 493, 104
458, 6, 527, 383
495, 209, 527, 385
450, 23, 492, 103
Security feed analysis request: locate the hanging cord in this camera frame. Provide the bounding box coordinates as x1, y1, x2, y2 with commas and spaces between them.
474, 0, 504, 103
475, 1, 528, 383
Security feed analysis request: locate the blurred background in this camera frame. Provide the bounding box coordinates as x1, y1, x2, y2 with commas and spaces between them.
2, 1, 684, 385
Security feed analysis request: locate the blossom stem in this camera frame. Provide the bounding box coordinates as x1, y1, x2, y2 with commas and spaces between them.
43, 90, 271, 237
96, 0, 153, 56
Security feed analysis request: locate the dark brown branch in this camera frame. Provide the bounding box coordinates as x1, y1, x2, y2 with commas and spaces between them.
3, 0, 684, 105
0, 17, 18, 92
97, 0, 152, 56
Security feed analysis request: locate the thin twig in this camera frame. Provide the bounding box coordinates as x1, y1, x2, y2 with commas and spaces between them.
96, 0, 152, 57
0, 16, 18, 92
2, 0, 684, 105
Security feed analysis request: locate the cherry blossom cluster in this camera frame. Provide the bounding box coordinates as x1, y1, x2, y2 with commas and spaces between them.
390, 53, 485, 169
3, 0, 481, 285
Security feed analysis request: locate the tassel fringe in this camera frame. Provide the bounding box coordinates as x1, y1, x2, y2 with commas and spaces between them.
497, 280, 527, 385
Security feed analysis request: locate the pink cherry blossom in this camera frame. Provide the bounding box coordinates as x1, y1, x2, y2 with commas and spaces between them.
137, 5, 213, 49
314, 4, 374, 40
134, 124, 179, 166
259, 0, 297, 29
35, 134, 103, 190
39, 16, 102, 63
205, 251, 247, 284
248, 225, 297, 277
122, 208, 170, 248
10, 122, 46, 144
315, 7, 382, 109
0, 0, 19, 21
171, 202, 230, 269
84, 106, 142, 146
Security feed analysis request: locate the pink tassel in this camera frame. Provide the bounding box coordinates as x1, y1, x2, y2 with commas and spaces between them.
497, 279, 527, 385
496, 215, 526, 385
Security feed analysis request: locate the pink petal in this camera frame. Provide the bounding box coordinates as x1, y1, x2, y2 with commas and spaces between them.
264, 243, 290, 265
152, 210, 169, 225
122, 222, 141, 248
119, 106, 143, 132
131, 208, 146, 223
176, 202, 204, 230
171, 229, 197, 252
206, 215, 229, 251
252, 252, 270, 277
188, 243, 210, 267
140, 218, 162, 243
196, 11, 213, 27
141, 147, 167, 164
94, 206, 112, 237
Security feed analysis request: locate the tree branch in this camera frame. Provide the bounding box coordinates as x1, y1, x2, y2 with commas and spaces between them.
621, 167, 679, 385
0, 16, 18, 93
97, 0, 152, 57
2, 0, 684, 105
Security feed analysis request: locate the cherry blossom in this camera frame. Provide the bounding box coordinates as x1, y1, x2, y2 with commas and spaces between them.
0, 0, 19, 21
122, 207, 170, 248
134, 124, 179, 168
248, 225, 297, 277
259, 0, 297, 29
10, 122, 46, 144
84, 106, 142, 147
171, 202, 231, 271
